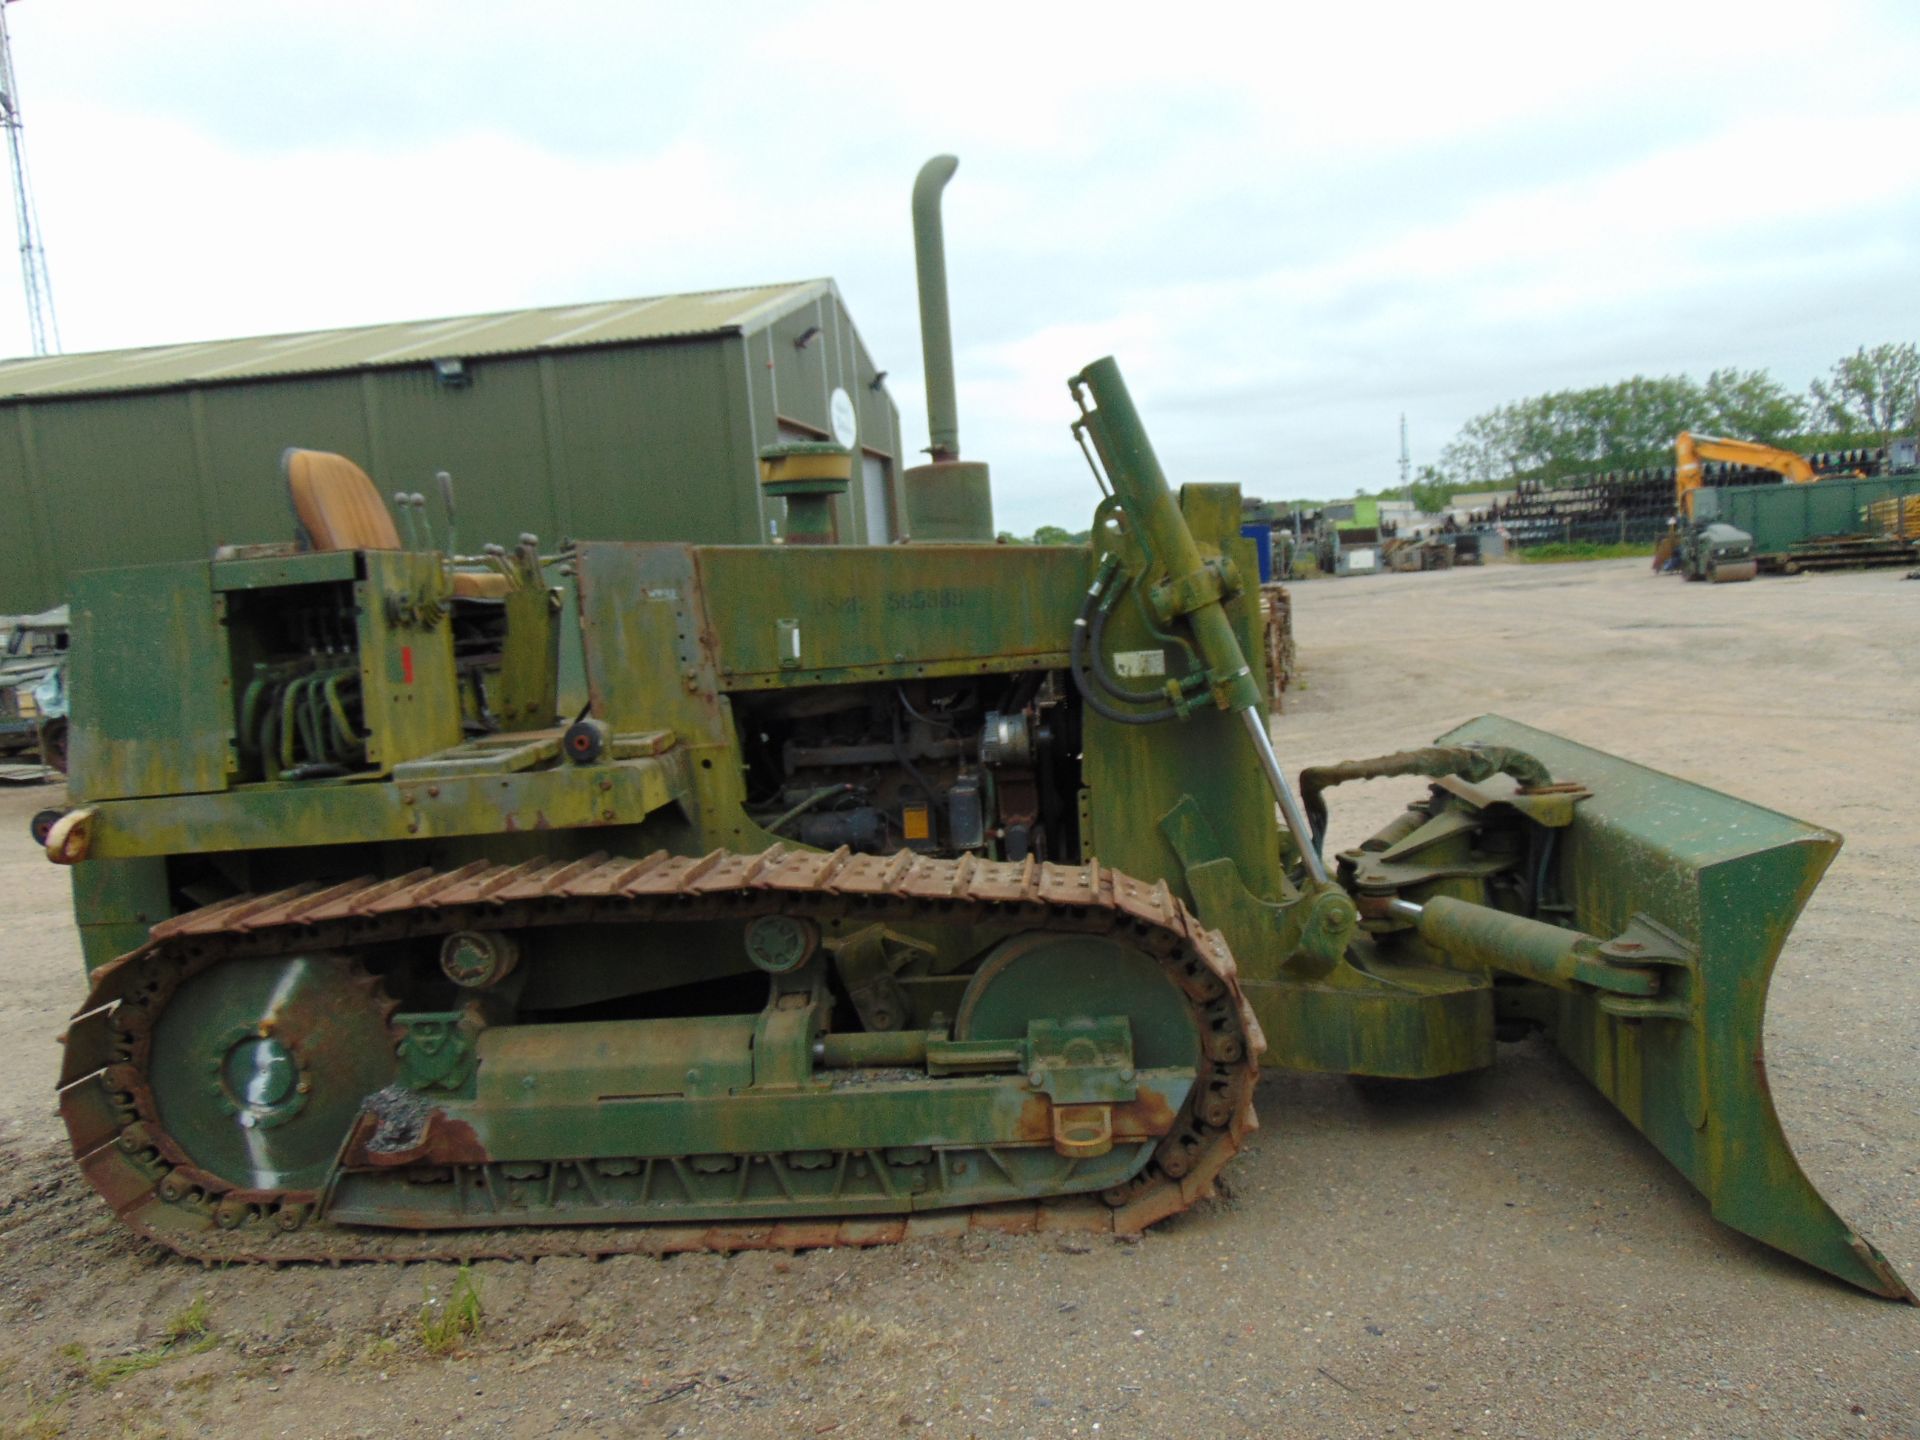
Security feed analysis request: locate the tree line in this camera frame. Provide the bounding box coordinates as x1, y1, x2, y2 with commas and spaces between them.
1401, 342, 1918, 507
1005, 343, 1917, 536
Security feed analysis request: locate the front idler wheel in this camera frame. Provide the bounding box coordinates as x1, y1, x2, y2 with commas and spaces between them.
147, 952, 398, 1198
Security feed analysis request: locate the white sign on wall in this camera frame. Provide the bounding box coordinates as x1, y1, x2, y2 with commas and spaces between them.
829, 387, 858, 449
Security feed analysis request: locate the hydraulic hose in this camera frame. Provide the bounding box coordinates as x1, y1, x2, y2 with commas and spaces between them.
238, 677, 271, 759
1091, 591, 1209, 708
1298, 744, 1553, 857
1069, 574, 1179, 726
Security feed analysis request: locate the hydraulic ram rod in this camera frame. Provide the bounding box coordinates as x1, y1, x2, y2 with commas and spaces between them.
1239, 705, 1329, 885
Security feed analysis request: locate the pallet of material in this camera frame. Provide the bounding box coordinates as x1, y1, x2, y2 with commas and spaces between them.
1863, 494, 1920, 535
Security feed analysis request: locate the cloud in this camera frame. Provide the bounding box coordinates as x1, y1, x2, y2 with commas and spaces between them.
0, 0, 1912, 534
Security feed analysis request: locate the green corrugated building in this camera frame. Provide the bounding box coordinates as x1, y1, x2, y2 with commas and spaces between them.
0, 280, 905, 613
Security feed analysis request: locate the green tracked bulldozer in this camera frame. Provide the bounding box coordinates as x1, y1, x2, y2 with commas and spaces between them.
44, 159, 1910, 1299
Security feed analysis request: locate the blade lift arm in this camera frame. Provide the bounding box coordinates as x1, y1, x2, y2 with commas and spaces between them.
1067, 356, 1330, 887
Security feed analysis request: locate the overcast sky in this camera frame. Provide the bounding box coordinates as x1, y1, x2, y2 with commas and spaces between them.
3, 0, 1916, 533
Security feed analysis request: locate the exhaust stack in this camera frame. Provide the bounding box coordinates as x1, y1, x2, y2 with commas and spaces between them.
901, 155, 994, 542
913, 156, 961, 463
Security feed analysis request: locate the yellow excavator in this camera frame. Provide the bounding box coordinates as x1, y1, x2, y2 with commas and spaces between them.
1674, 432, 1815, 520
1656, 432, 1818, 582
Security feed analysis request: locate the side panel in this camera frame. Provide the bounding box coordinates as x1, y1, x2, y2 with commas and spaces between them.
68, 856, 171, 973
67, 561, 233, 801
1081, 486, 1284, 914
354, 551, 464, 771
693, 544, 1085, 686
0, 408, 53, 612
571, 541, 760, 855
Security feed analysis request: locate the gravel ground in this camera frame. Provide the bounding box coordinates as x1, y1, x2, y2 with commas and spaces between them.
0, 555, 1914, 1439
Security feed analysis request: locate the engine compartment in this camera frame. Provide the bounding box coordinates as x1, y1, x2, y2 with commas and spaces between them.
734, 673, 1082, 862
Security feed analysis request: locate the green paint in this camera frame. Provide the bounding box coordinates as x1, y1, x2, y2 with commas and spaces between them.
47, 339, 1905, 1299
1439, 714, 1907, 1299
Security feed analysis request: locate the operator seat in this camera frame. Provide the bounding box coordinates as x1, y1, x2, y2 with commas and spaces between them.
284, 447, 402, 552
281, 446, 512, 598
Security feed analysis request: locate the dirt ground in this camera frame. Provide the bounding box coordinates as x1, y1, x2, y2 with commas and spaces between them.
1, 556, 1915, 1440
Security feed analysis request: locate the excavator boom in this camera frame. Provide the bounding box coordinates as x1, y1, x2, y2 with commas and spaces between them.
1675, 431, 1816, 519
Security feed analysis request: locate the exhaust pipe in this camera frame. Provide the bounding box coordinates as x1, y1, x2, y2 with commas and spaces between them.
901, 155, 994, 542
912, 156, 962, 464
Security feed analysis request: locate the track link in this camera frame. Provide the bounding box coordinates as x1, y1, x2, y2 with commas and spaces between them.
60, 845, 1264, 1264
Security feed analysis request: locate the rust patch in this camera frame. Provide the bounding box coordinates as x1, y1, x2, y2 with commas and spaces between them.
1015, 1094, 1051, 1144
350, 1112, 491, 1169
1015, 1087, 1179, 1145
1112, 1087, 1179, 1138
970, 1207, 1040, 1236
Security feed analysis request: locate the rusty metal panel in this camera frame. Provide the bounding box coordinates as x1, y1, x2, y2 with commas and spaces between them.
66, 560, 232, 800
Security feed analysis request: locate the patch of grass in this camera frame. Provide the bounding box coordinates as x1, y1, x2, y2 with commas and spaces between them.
1516, 541, 1655, 564
88, 1349, 173, 1388
0, 1403, 69, 1440
418, 1264, 483, 1356
327, 1334, 398, 1369
160, 1295, 210, 1346
82, 1296, 219, 1389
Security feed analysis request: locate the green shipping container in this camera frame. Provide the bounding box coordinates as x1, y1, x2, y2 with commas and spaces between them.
1695, 472, 1920, 557
0, 282, 905, 614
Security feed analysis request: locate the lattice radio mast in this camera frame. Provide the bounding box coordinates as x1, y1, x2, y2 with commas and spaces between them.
0, 0, 57, 355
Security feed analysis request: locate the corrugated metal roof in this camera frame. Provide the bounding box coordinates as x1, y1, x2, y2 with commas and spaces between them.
0, 279, 832, 401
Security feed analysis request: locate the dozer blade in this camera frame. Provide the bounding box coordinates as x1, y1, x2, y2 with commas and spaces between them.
1440, 715, 1913, 1300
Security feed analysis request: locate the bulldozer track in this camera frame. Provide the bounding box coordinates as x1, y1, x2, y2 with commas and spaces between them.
59, 846, 1265, 1265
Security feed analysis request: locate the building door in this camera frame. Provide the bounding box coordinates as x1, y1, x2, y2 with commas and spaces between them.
861, 453, 894, 543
